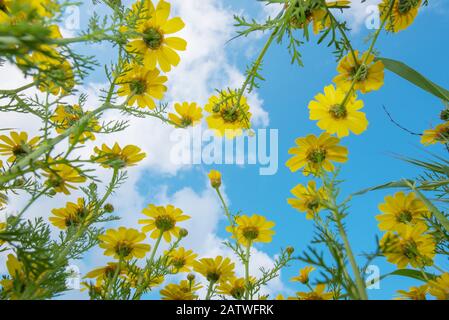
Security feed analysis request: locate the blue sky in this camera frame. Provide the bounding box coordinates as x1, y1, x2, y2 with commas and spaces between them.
2, 0, 448, 300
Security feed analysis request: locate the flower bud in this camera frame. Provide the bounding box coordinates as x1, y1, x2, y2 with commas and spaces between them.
286, 246, 294, 256
179, 228, 188, 238
103, 203, 114, 213
208, 170, 221, 189
187, 273, 195, 281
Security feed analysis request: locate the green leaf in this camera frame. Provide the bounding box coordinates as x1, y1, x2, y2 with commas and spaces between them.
351, 180, 412, 197
383, 269, 436, 282
379, 57, 449, 102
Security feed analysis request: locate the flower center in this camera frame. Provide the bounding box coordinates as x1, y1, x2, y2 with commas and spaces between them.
155, 215, 176, 232
436, 127, 449, 142
206, 271, 221, 283
398, 0, 419, 14
307, 198, 320, 211
307, 148, 327, 164
396, 210, 413, 224
130, 79, 146, 95
181, 117, 193, 127
230, 286, 245, 300
352, 64, 368, 82
402, 240, 419, 260
143, 27, 163, 50
115, 242, 133, 258
171, 257, 186, 269
242, 226, 260, 241
221, 108, 239, 123
12, 144, 28, 158
65, 215, 79, 227
329, 104, 347, 119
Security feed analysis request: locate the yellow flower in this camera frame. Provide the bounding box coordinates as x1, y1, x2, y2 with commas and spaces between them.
51, 104, 101, 143
286, 132, 348, 176
43, 163, 86, 195
0, 221, 6, 246
296, 284, 333, 300
290, 1, 351, 34
84, 262, 125, 285
428, 273, 449, 300
0, 0, 58, 24
333, 51, 385, 93
379, 0, 422, 33
380, 224, 435, 269
0, 131, 40, 163
93, 143, 146, 169
205, 90, 252, 139
396, 285, 428, 300
291, 266, 315, 284
160, 279, 201, 300
217, 277, 247, 300
0, 254, 27, 298
98, 227, 151, 260
308, 85, 368, 137
49, 198, 91, 230
226, 214, 275, 247
208, 169, 222, 189
29, 48, 75, 96
166, 247, 198, 273
421, 122, 449, 145
193, 256, 235, 284
138, 204, 190, 242
117, 63, 167, 109
376, 192, 429, 232
288, 180, 327, 219
168, 102, 203, 128
126, 0, 187, 72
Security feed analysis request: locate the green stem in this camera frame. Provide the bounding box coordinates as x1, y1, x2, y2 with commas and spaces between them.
244, 242, 251, 300
148, 231, 163, 265
205, 280, 216, 300
106, 256, 123, 300
0, 82, 35, 95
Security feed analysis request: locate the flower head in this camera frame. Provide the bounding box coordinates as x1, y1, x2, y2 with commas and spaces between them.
205, 90, 252, 139
193, 256, 235, 284
217, 277, 249, 300
98, 227, 151, 260
308, 85, 368, 137
0, 131, 40, 163
380, 224, 435, 269
126, 0, 187, 72
291, 266, 315, 284
396, 285, 428, 300
139, 204, 190, 242
166, 247, 198, 273
288, 180, 327, 219
286, 132, 348, 176
295, 284, 333, 300
208, 169, 222, 189
0, 254, 28, 298
428, 273, 449, 300
226, 214, 275, 247
117, 63, 167, 109
379, 0, 422, 33
51, 104, 100, 143
50, 198, 91, 229
168, 102, 203, 127
93, 143, 146, 169
376, 192, 429, 232
43, 163, 86, 195
160, 279, 201, 300
333, 51, 384, 93
421, 122, 449, 145
84, 262, 125, 285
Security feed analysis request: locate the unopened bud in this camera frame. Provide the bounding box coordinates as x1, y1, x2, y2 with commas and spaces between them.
187, 273, 195, 281
208, 170, 221, 189
179, 228, 188, 238
103, 203, 114, 213
286, 246, 294, 255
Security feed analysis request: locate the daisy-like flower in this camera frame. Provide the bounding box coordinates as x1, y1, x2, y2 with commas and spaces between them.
427, 273, 449, 300
308, 85, 368, 138
421, 122, 449, 145
193, 256, 235, 284
217, 277, 249, 300
286, 133, 348, 176
208, 170, 222, 189
138, 204, 190, 242
166, 247, 198, 273
333, 51, 385, 94
168, 102, 203, 128
380, 224, 435, 269
93, 143, 146, 169
126, 0, 187, 72
376, 192, 429, 232
51, 104, 101, 143
396, 285, 428, 300
0, 254, 27, 297
288, 180, 327, 219
289, 1, 351, 35
0, 131, 40, 163
43, 163, 86, 195
295, 284, 333, 300
49, 198, 91, 230
160, 279, 201, 300
84, 262, 125, 285
226, 214, 275, 247
117, 63, 167, 109
291, 266, 315, 284
379, 0, 422, 33
205, 90, 252, 139
98, 227, 151, 260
